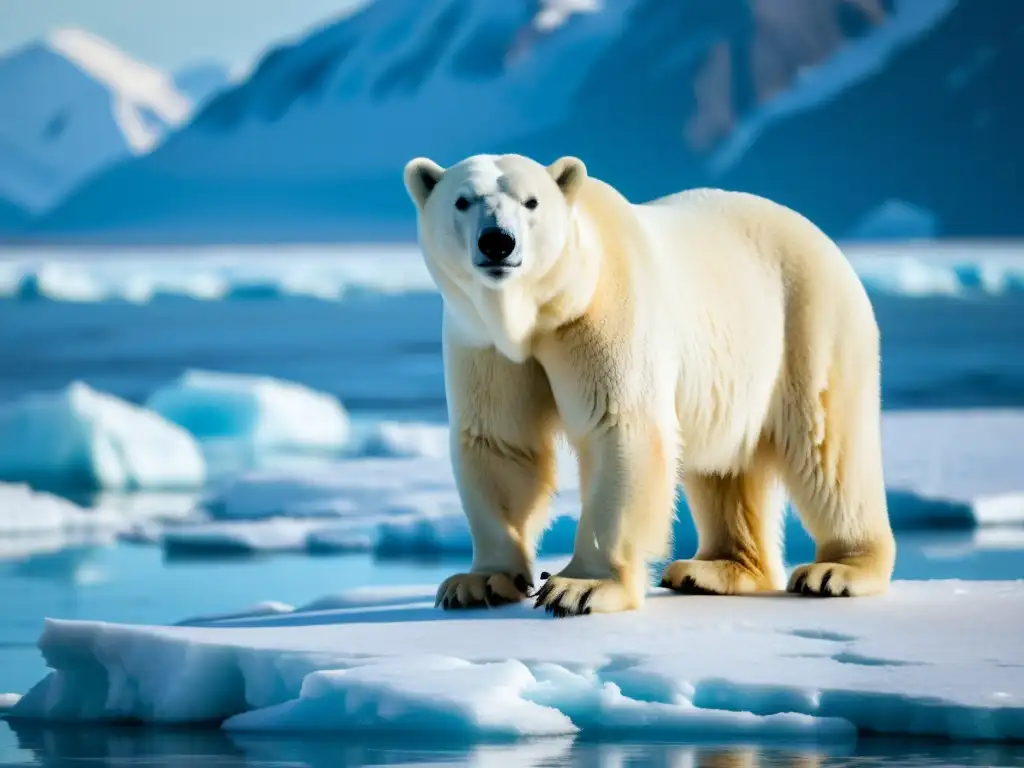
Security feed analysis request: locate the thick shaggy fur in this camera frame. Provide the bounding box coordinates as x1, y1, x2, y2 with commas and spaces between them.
403, 152, 896, 617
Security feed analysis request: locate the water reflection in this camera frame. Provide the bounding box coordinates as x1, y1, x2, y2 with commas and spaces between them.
5, 722, 1024, 768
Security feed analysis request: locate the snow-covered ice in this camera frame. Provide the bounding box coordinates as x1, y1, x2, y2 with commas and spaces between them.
2, 244, 1023, 304
0, 382, 205, 492
146, 369, 351, 454
8, 579, 1023, 742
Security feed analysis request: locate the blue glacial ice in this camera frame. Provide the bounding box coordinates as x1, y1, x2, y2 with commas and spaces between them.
0, 381, 205, 492
146, 369, 351, 454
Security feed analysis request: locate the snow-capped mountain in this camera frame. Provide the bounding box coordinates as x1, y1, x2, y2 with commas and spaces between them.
0, 28, 192, 213
174, 62, 233, 107
710, 0, 1024, 239
24, 0, 1024, 243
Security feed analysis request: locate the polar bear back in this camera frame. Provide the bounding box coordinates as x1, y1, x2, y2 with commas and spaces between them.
573, 180, 880, 473
633, 185, 873, 332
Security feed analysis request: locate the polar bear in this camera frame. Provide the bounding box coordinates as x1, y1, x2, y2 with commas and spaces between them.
402, 152, 896, 617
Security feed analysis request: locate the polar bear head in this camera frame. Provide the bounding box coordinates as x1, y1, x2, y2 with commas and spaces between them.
403, 153, 587, 290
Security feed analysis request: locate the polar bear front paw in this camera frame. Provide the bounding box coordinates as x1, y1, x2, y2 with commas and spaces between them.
659, 559, 768, 595
435, 572, 532, 610
786, 562, 887, 598
532, 574, 638, 617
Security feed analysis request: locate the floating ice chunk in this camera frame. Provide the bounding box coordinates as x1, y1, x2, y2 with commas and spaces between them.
0, 383, 205, 491
304, 526, 376, 554
0, 693, 21, 712
0, 482, 115, 535
0, 482, 120, 559
200, 457, 452, 521
358, 421, 449, 459
161, 518, 352, 556
852, 256, 964, 296
882, 410, 1024, 527
146, 370, 351, 454
10, 581, 1023, 742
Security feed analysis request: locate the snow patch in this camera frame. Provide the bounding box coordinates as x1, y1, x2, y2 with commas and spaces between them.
46, 28, 191, 152
710, 0, 959, 174
533, 0, 602, 33
0, 382, 205, 492
8, 581, 1022, 742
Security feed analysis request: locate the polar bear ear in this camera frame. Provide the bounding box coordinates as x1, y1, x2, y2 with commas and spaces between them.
548, 156, 587, 203
403, 157, 445, 210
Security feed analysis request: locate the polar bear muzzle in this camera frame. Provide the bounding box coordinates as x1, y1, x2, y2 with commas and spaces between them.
475, 226, 520, 278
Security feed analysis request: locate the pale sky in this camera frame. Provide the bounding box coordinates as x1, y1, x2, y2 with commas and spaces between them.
0, 0, 371, 72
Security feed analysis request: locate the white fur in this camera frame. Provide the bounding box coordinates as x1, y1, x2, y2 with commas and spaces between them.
404, 153, 897, 617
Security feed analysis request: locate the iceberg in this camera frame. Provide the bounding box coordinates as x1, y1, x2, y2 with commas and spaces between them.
0, 382, 205, 491
146, 370, 351, 456
8, 579, 1023, 742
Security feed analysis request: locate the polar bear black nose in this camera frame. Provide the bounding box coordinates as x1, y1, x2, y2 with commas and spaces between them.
477, 227, 517, 262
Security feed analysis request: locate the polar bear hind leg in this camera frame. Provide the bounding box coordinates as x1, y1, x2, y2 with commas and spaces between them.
777, 353, 896, 598
660, 442, 787, 595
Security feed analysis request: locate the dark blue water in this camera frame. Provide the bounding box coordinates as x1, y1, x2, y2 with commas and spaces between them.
1, 291, 1024, 416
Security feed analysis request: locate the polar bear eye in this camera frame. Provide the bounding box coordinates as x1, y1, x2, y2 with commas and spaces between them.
455, 196, 470, 212
524, 197, 539, 210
